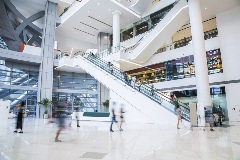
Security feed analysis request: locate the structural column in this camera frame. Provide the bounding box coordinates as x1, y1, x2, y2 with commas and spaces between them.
37, 1, 58, 118
112, 10, 121, 52
188, 0, 211, 125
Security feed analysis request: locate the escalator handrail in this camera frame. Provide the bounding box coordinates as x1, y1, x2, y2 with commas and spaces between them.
124, 0, 181, 52
78, 53, 190, 121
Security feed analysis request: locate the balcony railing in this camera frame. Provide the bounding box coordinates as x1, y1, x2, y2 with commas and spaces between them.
155, 28, 218, 55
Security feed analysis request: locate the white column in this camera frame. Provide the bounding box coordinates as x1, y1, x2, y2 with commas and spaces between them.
188, 0, 211, 126
112, 10, 121, 52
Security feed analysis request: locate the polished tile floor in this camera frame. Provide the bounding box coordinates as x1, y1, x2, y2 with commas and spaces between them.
0, 118, 239, 160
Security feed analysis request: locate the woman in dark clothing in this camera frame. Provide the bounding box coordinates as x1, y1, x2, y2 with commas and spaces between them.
13, 101, 25, 133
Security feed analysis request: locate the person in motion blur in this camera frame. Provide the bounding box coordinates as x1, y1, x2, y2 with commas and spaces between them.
110, 102, 117, 132
54, 111, 67, 142
119, 104, 125, 131
13, 101, 25, 133
176, 106, 182, 129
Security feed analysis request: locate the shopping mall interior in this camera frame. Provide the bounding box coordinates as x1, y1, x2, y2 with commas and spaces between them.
0, 0, 240, 159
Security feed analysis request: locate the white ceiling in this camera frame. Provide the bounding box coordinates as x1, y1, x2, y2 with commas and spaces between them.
56, 0, 141, 44
200, 0, 240, 21
9, 0, 240, 53
56, 0, 240, 46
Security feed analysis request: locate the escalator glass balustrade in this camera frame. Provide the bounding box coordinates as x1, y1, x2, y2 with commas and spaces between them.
79, 53, 190, 121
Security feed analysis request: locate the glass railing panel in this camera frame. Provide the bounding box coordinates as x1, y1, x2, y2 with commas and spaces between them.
80, 53, 190, 121
99, 1, 179, 58
126, 0, 179, 43
155, 28, 218, 55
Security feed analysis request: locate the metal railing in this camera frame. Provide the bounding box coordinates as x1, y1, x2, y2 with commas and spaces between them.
155, 28, 218, 54
97, 0, 180, 58
125, 2, 178, 53
80, 53, 190, 121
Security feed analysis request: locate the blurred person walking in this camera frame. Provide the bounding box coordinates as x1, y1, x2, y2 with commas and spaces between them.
13, 101, 25, 133
76, 111, 80, 127
110, 102, 117, 132
119, 104, 125, 131
205, 106, 215, 131
49, 111, 67, 142
176, 106, 182, 129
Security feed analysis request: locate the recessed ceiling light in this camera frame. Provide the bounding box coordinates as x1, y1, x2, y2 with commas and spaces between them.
98, 2, 100, 4
109, 9, 111, 11
205, 8, 207, 10
88, 10, 90, 12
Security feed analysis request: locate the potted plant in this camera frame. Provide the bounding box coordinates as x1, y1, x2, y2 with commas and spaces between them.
38, 98, 53, 119
102, 100, 109, 112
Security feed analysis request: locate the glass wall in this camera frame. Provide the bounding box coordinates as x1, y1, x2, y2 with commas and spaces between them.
0, 62, 39, 87
52, 92, 98, 113
0, 90, 38, 117
53, 71, 97, 91
53, 71, 99, 113
1, 89, 37, 117
128, 48, 223, 83
0, 62, 39, 116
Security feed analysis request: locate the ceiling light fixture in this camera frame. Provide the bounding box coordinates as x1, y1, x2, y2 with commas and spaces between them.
205, 8, 207, 10
98, 2, 100, 4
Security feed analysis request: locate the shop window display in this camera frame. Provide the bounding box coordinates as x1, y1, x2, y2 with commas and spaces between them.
128, 49, 223, 84
207, 49, 223, 74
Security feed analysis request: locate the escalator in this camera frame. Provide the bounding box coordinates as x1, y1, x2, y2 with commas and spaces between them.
124, 0, 189, 63
67, 54, 190, 124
